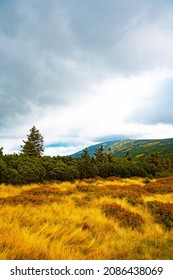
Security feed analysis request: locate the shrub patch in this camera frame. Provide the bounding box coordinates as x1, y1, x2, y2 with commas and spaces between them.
102, 203, 144, 229
147, 201, 173, 230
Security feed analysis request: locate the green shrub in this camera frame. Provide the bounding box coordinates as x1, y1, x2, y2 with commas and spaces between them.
142, 177, 151, 184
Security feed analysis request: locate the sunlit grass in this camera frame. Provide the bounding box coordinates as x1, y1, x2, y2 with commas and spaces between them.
143, 193, 173, 203
0, 183, 42, 198
0, 177, 172, 260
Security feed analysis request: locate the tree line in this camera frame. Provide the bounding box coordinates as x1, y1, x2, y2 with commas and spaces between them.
0, 126, 172, 185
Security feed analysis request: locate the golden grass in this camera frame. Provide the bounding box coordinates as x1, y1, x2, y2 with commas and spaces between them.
0, 177, 172, 260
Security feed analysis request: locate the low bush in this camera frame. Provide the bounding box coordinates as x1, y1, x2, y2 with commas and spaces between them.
147, 201, 173, 230
108, 184, 148, 205
102, 203, 144, 229
0, 194, 61, 206
143, 178, 173, 194
22, 185, 76, 196
142, 177, 151, 184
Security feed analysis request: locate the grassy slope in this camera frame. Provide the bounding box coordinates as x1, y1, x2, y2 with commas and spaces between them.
0, 177, 172, 260
71, 138, 173, 161
113, 139, 173, 160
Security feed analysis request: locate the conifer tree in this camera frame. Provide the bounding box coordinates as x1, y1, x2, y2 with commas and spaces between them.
0, 147, 3, 157
95, 145, 105, 162
21, 126, 44, 157
80, 148, 97, 178
81, 148, 91, 161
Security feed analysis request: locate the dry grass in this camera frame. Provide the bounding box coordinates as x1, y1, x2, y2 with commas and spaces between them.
0, 177, 172, 260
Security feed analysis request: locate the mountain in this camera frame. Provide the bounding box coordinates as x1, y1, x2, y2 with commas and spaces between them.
70, 138, 173, 161
71, 140, 122, 158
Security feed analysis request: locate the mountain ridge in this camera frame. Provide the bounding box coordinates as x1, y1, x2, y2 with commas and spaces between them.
70, 138, 173, 161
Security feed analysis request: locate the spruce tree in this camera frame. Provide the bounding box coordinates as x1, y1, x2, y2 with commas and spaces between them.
21, 126, 44, 157
81, 148, 91, 161
0, 147, 3, 157
95, 145, 105, 162
79, 148, 97, 178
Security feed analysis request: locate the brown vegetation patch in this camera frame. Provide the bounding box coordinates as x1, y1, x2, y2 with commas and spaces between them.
0, 186, 76, 205
72, 197, 89, 208
21, 185, 76, 196
76, 183, 148, 205
143, 177, 173, 194
107, 184, 148, 205
0, 194, 62, 206
76, 184, 96, 193
102, 203, 144, 229
147, 201, 173, 230
111, 190, 143, 205
76, 184, 113, 198
0, 185, 77, 206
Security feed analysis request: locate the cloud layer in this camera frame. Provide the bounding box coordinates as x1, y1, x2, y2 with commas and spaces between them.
0, 0, 173, 155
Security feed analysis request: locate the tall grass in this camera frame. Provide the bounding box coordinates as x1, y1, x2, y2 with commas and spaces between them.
0, 177, 172, 260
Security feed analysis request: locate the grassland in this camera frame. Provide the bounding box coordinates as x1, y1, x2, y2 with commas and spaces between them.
0, 177, 172, 260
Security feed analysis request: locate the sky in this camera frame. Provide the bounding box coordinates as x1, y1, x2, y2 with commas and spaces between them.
0, 0, 173, 156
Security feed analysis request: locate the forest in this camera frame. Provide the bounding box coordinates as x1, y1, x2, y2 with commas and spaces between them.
0, 126, 172, 185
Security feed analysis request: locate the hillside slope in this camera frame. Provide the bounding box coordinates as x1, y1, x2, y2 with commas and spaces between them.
70, 138, 173, 161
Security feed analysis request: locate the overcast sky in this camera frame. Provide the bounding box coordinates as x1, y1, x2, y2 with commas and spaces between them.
1, 0, 173, 156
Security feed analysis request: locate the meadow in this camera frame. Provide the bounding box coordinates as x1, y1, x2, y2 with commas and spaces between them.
0, 176, 172, 260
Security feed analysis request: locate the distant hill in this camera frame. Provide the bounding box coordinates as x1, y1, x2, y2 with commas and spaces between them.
70, 138, 173, 161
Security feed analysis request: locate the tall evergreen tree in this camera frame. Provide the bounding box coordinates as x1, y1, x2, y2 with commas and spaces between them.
95, 145, 105, 162
0, 147, 3, 157
21, 126, 44, 157
81, 148, 91, 161
79, 148, 97, 178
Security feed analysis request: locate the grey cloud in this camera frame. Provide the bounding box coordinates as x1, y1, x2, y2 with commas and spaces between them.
0, 1, 85, 127
1, 0, 173, 131
66, 0, 173, 73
